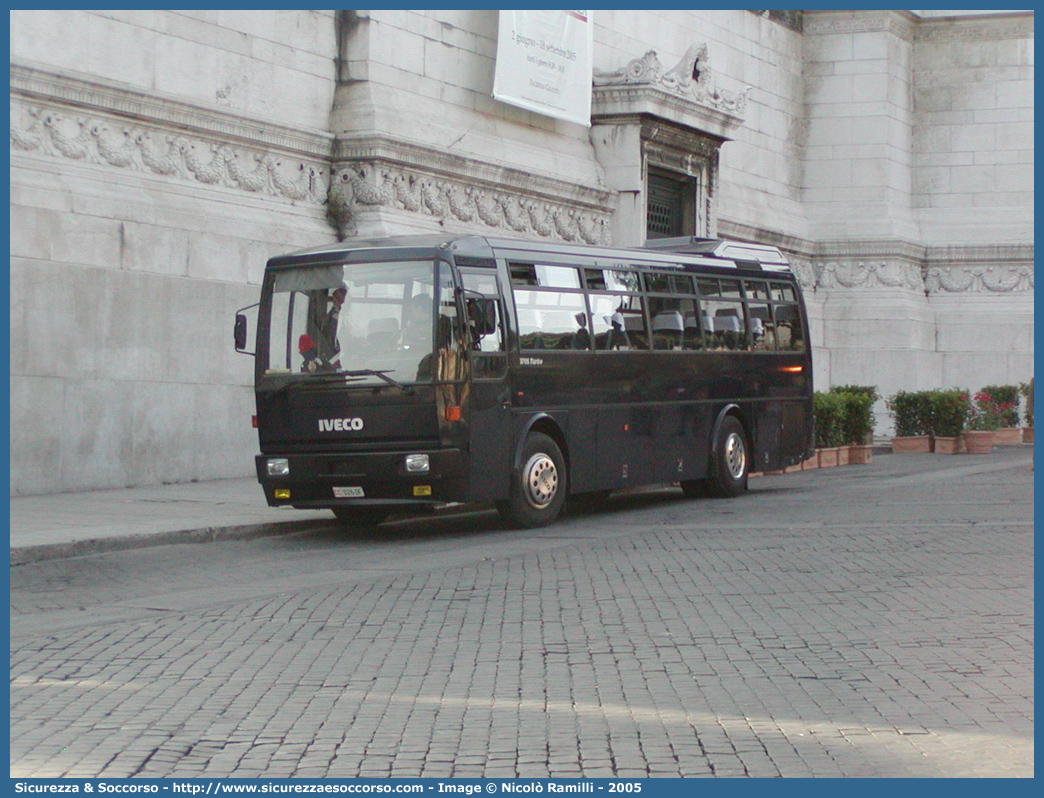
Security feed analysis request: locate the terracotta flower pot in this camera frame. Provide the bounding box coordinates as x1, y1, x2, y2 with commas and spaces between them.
933, 436, 965, 455
817, 447, 839, 468
993, 427, 1024, 445
891, 436, 931, 453
962, 430, 995, 455
848, 445, 873, 465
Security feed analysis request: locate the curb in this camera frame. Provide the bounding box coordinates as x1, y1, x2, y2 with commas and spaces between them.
10, 519, 333, 566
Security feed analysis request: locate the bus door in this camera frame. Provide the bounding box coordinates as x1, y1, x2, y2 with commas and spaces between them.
459, 269, 510, 501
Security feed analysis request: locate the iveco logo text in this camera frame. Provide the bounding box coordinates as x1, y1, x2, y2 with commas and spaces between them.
318, 418, 364, 432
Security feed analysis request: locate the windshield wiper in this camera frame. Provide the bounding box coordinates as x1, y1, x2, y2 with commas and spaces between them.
265, 372, 366, 397
341, 369, 414, 394
264, 369, 413, 395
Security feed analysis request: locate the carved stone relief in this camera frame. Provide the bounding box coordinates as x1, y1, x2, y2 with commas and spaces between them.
814, 253, 1034, 295
12, 64, 616, 246
817, 260, 926, 292
11, 100, 328, 204
925, 265, 1034, 294
784, 257, 818, 292
326, 161, 613, 245
594, 44, 752, 116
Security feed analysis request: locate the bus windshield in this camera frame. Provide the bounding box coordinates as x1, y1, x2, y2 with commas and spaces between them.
264, 259, 437, 385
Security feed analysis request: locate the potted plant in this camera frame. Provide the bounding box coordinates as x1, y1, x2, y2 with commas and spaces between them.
963, 391, 1008, 454
981, 384, 1022, 444
887, 390, 933, 452
834, 388, 876, 464
930, 389, 969, 454
813, 391, 845, 467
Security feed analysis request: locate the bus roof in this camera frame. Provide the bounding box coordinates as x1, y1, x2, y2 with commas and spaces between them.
267, 234, 793, 275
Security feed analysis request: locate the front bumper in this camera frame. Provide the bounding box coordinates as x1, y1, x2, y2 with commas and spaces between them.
256, 448, 466, 508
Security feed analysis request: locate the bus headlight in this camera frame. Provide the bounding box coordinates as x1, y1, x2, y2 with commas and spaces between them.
266, 458, 290, 477
405, 454, 430, 473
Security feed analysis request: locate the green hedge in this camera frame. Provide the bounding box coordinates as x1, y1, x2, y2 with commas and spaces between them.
887, 390, 934, 437
813, 392, 846, 448
830, 384, 880, 403
830, 385, 877, 444
814, 389, 877, 448
929, 389, 969, 438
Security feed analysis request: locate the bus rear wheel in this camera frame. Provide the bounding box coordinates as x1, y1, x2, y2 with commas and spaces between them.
707, 416, 749, 497
498, 432, 567, 528
682, 416, 749, 499
331, 506, 390, 528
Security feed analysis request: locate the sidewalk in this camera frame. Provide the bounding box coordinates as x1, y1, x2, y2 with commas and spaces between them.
10, 444, 1032, 566
9, 478, 328, 565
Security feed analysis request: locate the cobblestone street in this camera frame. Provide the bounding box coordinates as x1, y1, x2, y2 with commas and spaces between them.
10, 448, 1034, 778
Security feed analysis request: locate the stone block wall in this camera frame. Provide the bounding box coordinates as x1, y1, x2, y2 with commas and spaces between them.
912, 14, 1034, 244
10, 11, 337, 495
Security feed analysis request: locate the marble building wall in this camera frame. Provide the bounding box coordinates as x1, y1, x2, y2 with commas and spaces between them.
9, 10, 1033, 495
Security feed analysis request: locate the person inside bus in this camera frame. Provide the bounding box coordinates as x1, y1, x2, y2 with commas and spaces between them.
315, 286, 346, 367
570, 311, 591, 350
299, 333, 320, 372
606, 309, 630, 350
398, 293, 432, 352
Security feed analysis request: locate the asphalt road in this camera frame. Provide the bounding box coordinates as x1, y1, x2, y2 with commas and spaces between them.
10, 448, 1034, 778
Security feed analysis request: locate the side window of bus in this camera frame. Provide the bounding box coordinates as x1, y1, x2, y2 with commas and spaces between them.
645, 272, 699, 351
769, 282, 804, 351
461, 272, 504, 353
583, 267, 648, 351
748, 302, 775, 351
699, 279, 748, 351
774, 301, 805, 351
744, 280, 773, 351
514, 289, 588, 351
510, 263, 590, 352
588, 293, 649, 351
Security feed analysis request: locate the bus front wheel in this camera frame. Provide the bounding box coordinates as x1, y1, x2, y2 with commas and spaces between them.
683, 416, 749, 499
499, 432, 567, 528
331, 506, 390, 528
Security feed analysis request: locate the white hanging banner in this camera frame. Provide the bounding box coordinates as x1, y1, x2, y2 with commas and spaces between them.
493, 10, 593, 127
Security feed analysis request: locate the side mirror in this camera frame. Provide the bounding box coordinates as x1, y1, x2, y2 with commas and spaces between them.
468, 298, 497, 336
234, 314, 248, 352
234, 302, 259, 356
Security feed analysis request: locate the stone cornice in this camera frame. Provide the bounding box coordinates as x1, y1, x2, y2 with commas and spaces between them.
926, 243, 1034, 267
803, 10, 918, 43
718, 219, 814, 260
915, 13, 1033, 43
592, 84, 746, 142
815, 238, 928, 265
11, 61, 334, 159
803, 10, 1033, 44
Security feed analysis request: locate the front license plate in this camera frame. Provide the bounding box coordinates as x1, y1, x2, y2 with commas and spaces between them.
333, 486, 365, 498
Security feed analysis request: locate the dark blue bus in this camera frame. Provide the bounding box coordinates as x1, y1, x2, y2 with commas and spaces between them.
235, 234, 814, 528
